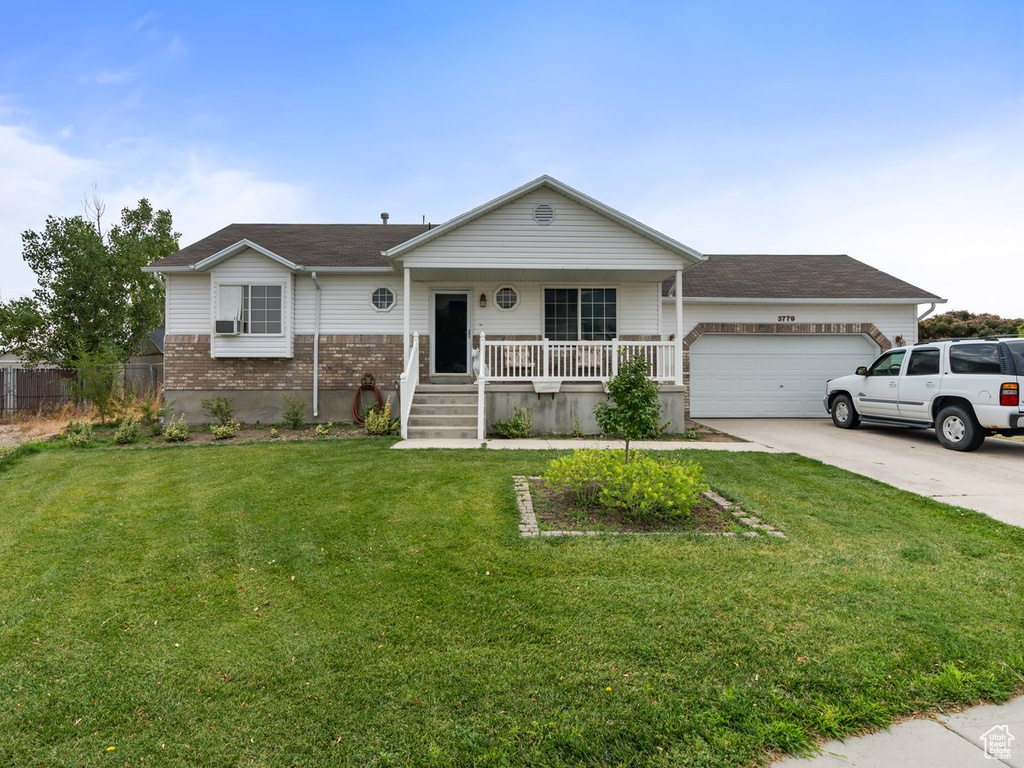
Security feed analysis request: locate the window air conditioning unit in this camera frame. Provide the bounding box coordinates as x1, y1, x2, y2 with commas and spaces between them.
215, 319, 241, 335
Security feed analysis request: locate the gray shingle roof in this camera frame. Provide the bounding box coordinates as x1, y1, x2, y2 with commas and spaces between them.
148, 223, 431, 270
669, 254, 941, 301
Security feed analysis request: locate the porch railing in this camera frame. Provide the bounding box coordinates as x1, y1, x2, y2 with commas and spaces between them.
478, 337, 676, 383
399, 332, 419, 439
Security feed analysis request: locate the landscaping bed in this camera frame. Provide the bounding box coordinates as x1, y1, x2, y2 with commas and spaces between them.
527, 476, 744, 534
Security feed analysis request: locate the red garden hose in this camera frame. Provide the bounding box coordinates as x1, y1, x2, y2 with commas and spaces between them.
351, 373, 384, 424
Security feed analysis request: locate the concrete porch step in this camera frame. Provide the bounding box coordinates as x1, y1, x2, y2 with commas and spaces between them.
418, 383, 477, 392
405, 417, 477, 430
406, 425, 478, 440
414, 394, 478, 406
409, 403, 477, 417
406, 385, 479, 439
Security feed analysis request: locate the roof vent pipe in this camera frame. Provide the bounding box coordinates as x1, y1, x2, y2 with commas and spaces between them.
380, 212, 389, 225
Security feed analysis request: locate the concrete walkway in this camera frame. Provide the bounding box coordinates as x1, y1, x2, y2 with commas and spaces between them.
392, 438, 776, 451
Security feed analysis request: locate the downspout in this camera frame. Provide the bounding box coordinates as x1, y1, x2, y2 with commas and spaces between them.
917, 303, 937, 321
311, 271, 322, 418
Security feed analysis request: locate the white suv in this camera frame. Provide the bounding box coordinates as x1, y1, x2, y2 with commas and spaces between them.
824, 337, 1024, 451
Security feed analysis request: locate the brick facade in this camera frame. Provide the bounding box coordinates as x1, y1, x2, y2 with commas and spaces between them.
165, 334, 417, 391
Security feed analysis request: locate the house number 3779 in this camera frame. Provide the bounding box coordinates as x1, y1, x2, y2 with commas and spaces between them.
777, 315, 796, 322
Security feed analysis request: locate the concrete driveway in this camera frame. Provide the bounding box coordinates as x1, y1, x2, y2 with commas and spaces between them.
698, 419, 1024, 529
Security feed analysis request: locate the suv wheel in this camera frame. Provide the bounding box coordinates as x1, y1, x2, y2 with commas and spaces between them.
935, 405, 986, 452
831, 394, 860, 429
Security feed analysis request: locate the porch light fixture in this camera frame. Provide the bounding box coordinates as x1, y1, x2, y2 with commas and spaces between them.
479, 292, 487, 308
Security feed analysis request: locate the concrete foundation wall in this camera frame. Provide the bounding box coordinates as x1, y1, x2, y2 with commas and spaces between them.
165, 388, 398, 425
485, 384, 687, 435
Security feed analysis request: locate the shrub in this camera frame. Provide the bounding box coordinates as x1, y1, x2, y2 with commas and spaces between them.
139, 398, 168, 436
570, 417, 585, 438
599, 453, 708, 522
544, 449, 708, 523
365, 398, 399, 436
210, 421, 241, 440
545, 449, 621, 507
64, 421, 94, 448
69, 342, 124, 424
281, 395, 306, 430
201, 395, 235, 426
114, 417, 141, 445
315, 422, 333, 437
492, 405, 532, 439
268, 428, 280, 439
163, 414, 189, 442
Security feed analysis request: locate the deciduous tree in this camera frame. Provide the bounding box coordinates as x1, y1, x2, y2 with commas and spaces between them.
0, 199, 178, 365
594, 352, 664, 463
919, 310, 1024, 341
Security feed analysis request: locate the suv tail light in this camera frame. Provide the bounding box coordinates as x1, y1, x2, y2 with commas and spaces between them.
1001, 382, 1020, 407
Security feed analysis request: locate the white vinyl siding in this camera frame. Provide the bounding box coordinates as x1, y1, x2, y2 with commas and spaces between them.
399, 189, 688, 275
165, 274, 211, 333
293, 277, 662, 339
210, 250, 293, 358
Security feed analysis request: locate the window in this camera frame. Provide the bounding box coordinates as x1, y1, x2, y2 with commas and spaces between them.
495, 286, 519, 310
245, 285, 282, 334
544, 288, 617, 341
867, 350, 906, 376
371, 287, 395, 312
906, 348, 940, 376
1007, 341, 1024, 374
217, 284, 282, 334
950, 344, 1001, 374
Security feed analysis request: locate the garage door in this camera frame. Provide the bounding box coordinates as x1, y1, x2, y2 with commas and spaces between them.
689, 334, 879, 418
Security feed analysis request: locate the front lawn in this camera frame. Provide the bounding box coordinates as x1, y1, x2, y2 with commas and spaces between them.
0, 440, 1022, 766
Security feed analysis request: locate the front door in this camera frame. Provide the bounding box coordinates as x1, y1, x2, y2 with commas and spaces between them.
433, 292, 469, 374
856, 349, 907, 419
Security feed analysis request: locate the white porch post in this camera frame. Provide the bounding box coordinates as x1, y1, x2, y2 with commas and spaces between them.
477, 332, 486, 441
403, 267, 411, 369
674, 269, 684, 385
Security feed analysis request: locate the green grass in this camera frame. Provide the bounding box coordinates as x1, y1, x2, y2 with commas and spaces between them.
1, 440, 1022, 766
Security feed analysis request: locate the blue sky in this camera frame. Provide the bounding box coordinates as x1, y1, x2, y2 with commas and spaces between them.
1, 1, 1021, 316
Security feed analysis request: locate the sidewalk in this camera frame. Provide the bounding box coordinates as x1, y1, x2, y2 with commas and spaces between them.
774, 696, 1023, 767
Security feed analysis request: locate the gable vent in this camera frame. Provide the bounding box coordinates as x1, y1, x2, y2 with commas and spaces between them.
532, 203, 555, 225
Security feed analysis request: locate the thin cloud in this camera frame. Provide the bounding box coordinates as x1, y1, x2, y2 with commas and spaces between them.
640, 122, 1024, 317
164, 35, 188, 59
0, 126, 309, 300
130, 11, 162, 33
0, 125, 98, 301
78, 69, 139, 86
110, 155, 310, 247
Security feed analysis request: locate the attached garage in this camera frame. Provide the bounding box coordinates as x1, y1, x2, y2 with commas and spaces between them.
689, 334, 879, 418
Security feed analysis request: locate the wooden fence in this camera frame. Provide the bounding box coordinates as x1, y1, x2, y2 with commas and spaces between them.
0, 364, 163, 414
0, 367, 77, 413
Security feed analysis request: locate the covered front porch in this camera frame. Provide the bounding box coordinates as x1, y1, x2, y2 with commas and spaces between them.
381, 175, 705, 438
